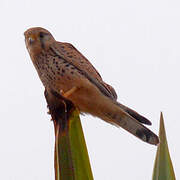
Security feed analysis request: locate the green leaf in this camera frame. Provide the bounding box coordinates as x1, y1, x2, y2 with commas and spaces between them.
152, 112, 176, 180
54, 109, 94, 180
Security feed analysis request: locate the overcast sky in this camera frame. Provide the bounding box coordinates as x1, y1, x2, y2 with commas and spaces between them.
1, 0, 180, 179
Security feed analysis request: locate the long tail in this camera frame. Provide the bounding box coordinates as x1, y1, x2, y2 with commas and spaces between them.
95, 97, 159, 145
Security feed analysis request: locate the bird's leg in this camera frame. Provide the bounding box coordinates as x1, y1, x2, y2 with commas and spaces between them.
60, 87, 77, 98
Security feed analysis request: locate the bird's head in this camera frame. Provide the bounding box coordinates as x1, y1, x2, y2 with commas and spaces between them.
24, 27, 55, 56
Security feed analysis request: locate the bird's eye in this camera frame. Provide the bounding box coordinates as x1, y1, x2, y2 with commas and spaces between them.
39, 32, 50, 42
39, 32, 44, 39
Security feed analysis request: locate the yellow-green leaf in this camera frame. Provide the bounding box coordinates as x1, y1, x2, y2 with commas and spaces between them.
152, 112, 176, 180
54, 109, 94, 180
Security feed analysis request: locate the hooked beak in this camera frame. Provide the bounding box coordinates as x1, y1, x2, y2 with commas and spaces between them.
24, 34, 36, 53
28, 34, 36, 45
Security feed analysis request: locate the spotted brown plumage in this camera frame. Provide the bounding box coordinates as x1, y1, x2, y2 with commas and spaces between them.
24, 27, 159, 145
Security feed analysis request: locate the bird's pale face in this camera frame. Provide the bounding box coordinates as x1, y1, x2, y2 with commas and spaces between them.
24, 27, 55, 58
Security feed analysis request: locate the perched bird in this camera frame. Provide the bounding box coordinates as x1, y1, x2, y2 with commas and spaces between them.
24, 27, 159, 145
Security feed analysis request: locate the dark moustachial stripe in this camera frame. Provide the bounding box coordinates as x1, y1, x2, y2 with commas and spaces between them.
39, 32, 50, 49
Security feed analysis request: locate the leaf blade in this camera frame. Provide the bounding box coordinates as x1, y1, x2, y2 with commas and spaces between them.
54, 109, 93, 180
152, 112, 176, 180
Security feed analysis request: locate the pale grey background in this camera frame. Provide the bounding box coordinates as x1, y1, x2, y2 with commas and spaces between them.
0, 0, 179, 179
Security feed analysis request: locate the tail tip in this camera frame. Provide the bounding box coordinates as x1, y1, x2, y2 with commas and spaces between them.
136, 129, 159, 145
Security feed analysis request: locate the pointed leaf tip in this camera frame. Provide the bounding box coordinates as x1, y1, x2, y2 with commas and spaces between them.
152, 112, 176, 180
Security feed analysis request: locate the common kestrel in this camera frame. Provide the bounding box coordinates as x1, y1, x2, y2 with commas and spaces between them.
24, 27, 159, 145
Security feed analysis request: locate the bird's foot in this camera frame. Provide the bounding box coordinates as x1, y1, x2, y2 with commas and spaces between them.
60, 87, 77, 98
